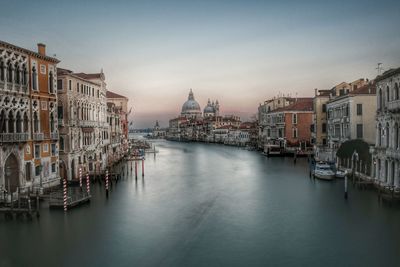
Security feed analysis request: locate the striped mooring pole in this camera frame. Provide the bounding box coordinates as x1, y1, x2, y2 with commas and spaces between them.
135, 161, 138, 180
79, 167, 83, 188
105, 169, 109, 198
142, 160, 144, 177
86, 172, 90, 195
63, 179, 67, 212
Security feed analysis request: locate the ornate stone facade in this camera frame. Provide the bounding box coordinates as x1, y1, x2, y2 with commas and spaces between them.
372, 68, 400, 188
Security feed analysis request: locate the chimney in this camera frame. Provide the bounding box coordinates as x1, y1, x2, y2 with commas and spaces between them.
37, 43, 46, 56
315, 88, 318, 96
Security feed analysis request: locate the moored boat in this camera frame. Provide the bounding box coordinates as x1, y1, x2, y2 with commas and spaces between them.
313, 162, 335, 180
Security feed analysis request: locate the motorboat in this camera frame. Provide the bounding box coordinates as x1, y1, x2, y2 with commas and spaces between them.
313, 162, 335, 180
335, 169, 347, 179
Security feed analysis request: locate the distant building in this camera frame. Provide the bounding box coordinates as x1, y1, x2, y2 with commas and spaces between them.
153, 120, 166, 138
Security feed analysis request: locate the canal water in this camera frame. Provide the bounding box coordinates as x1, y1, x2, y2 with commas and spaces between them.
1, 140, 400, 267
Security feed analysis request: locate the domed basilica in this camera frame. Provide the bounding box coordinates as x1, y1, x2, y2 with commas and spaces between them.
181, 89, 219, 119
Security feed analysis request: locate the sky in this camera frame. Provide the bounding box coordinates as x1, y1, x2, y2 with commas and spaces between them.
1, 0, 400, 128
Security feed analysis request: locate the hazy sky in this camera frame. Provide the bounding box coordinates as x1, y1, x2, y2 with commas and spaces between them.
1, 0, 400, 128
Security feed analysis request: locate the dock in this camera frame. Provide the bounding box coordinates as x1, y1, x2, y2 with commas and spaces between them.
49, 187, 91, 209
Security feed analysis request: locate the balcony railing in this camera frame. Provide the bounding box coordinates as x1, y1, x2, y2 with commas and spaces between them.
50, 132, 59, 140
79, 120, 97, 127
33, 133, 44, 141
386, 148, 400, 159
0, 133, 29, 142
388, 100, 400, 112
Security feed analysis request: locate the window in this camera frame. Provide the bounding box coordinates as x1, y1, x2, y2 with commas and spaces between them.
322, 123, 327, 133
356, 104, 362, 115
292, 128, 298, 138
292, 113, 297, 124
59, 136, 65, 151
43, 144, 48, 153
322, 104, 326, 113
49, 71, 54, 93
35, 165, 41, 176
51, 143, 56, 155
322, 138, 327, 145
32, 66, 37, 90
58, 106, 64, 120
77, 82, 79, 92
386, 86, 390, 102
356, 124, 363, 139
57, 79, 63, 90
395, 83, 399, 100
69, 80, 72, 91
51, 163, 56, 173
34, 144, 40, 158
0, 60, 4, 81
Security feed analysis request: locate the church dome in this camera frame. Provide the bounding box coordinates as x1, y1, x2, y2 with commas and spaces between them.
203, 99, 215, 113
181, 89, 202, 118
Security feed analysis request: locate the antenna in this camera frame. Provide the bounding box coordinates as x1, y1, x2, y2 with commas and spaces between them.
376, 63, 383, 75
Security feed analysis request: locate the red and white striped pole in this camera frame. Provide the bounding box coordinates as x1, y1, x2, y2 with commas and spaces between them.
63, 179, 67, 212
86, 172, 90, 195
142, 160, 144, 177
79, 167, 82, 188
105, 169, 109, 197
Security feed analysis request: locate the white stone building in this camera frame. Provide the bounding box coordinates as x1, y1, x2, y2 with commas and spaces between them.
372, 68, 400, 188
57, 68, 108, 180
327, 82, 376, 150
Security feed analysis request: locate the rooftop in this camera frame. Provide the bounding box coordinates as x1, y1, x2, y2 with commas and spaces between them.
273, 98, 313, 112
106, 91, 128, 99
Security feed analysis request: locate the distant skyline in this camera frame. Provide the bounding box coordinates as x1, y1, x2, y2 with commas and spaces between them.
1, 0, 400, 128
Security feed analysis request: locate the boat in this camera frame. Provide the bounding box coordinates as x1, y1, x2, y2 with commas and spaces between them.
335, 169, 347, 179
312, 162, 335, 180
264, 144, 283, 157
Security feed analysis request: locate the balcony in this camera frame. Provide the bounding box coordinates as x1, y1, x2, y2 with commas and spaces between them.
79, 120, 97, 127
386, 148, 400, 160
0, 133, 29, 142
33, 133, 44, 141
388, 100, 400, 112
58, 119, 64, 127
50, 132, 59, 140
69, 119, 77, 126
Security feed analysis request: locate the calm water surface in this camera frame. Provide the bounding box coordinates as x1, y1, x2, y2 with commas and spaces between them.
1, 141, 400, 267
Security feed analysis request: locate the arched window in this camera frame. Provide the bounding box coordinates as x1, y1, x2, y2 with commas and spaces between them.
395, 123, 399, 149
0, 60, 4, 81
0, 110, 6, 133
23, 112, 29, 132
395, 83, 399, 100
386, 86, 390, 102
15, 63, 20, 84
16, 112, 22, 133
7, 61, 13, 83
33, 111, 39, 133
32, 66, 37, 90
378, 88, 383, 110
49, 71, 54, 93
378, 124, 382, 146
50, 112, 55, 132
22, 64, 27, 85
386, 123, 390, 147
8, 111, 14, 133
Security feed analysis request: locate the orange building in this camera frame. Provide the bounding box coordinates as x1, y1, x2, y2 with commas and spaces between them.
0, 41, 60, 196
264, 98, 314, 153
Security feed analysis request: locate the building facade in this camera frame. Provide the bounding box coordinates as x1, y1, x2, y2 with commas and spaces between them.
0, 41, 60, 196
57, 68, 108, 181
326, 82, 376, 150
372, 68, 400, 188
